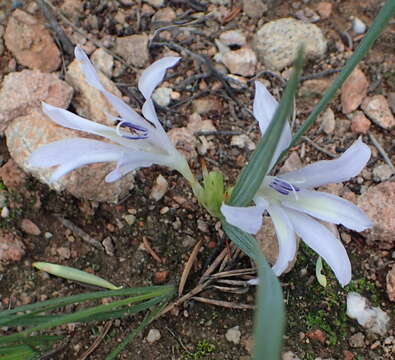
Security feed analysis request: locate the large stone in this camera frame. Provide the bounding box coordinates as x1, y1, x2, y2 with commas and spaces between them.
5, 110, 134, 203
115, 34, 149, 68
4, 9, 60, 72
341, 67, 369, 114
357, 182, 395, 245
253, 18, 326, 71
361, 95, 395, 129
0, 231, 25, 263
0, 70, 73, 134
65, 59, 122, 126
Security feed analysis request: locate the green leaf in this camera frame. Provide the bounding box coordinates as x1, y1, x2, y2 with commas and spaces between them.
0, 286, 172, 324
315, 256, 327, 288
223, 223, 285, 360
105, 302, 168, 360
198, 171, 225, 217
229, 47, 305, 207
33, 262, 122, 290
0, 345, 37, 360
0, 287, 174, 344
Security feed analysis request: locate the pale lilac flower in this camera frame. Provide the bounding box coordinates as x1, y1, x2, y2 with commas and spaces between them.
221, 81, 372, 286
29, 47, 194, 184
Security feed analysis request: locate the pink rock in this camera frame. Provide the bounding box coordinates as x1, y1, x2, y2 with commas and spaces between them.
167, 127, 197, 161
192, 97, 222, 115
0, 70, 73, 134
0, 231, 25, 263
5, 110, 134, 202
222, 47, 257, 77
4, 9, 61, 72
341, 67, 369, 114
21, 218, 41, 236
115, 34, 149, 68
357, 182, 395, 245
0, 159, 27, 191
152, 7, 176, 23
386, 265, 395, 302
187, 113, 216, 134
316, 2, 332, 19
278, 151, 303, 174
361, 95, 395, 129
351, 111, 371, 134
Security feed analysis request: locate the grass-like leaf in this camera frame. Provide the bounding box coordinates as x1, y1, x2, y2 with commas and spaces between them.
32, 262, 122, 290
229, 47, 304, 207
223, 223, 284, 360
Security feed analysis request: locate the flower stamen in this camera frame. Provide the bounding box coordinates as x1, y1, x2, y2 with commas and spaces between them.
269, 178, 300, 199
116, 120, 149, 140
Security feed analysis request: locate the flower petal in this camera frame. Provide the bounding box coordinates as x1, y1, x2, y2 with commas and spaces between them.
282, 189, 372, 232
138, 57, 180, 99
253, 81, 292, 168
104, 152, 166, 182
74, 46, 148, 129
253, 81, 279, 134
29, 138, 125, 167
267, 204, 297, 275
49, 149, 123, 182
43, 102, 112, 135
285, 208, 352, 286
221, 204, 265, 234
280, 137, 371, 188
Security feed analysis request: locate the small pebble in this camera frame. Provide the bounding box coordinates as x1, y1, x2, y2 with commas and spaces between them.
123, 214, 136, 225
146, 328, 161, 344
225, 325, 241, 345
1, 206, 9, 218
352, 17, 367, 34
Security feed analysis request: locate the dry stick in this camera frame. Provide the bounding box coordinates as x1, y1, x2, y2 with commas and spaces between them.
211, 285, 249, 294
191, 296, 254, 310
301, 136, 337, 158
368, 132, 395, 172
159, 281, 210, 317
199, 247, 228, 283
43, 0, 137, 72
79, 321, 113, 360
210, 268, 256, 279
36, 0, 74, 56
142, 237, 163, 263
55, 215, 103, 250
178, 239, 203, 296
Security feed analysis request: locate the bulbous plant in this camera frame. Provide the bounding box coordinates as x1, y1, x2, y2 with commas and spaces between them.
28, 2, 395, 356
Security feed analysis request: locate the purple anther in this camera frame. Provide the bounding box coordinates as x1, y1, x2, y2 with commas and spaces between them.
269, 178, 300, 195
119, 121, 148, 139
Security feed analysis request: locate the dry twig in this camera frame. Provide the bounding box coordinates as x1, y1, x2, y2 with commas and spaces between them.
191, 296, 254, 310
142, 237, 163, 263
178, 239, 203, 296
55, 215, 103, 250
79, 321, 113, 360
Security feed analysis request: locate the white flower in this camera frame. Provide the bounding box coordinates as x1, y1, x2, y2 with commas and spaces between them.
29, 47, 194, 184
221, 82, 372, 286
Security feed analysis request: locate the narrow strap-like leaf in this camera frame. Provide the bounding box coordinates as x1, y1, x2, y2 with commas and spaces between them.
229, 48, 304, 207
223, 223, 285, 360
